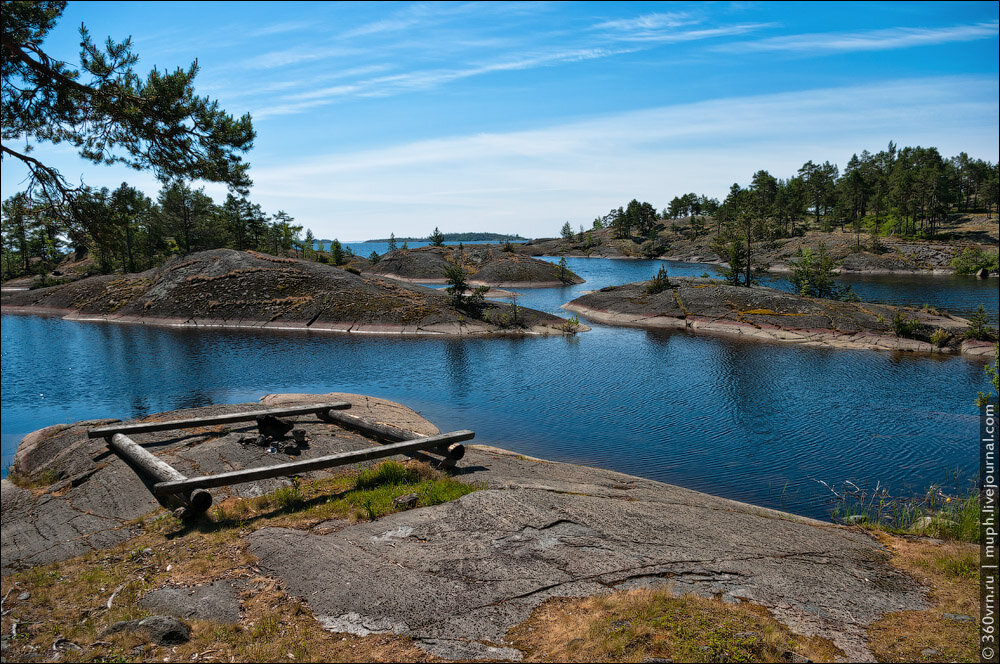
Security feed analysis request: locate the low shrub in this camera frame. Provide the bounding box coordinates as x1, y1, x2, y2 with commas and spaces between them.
951, 246, 999, 275
965, 304, 996, 341
930, 329, 951, 347
644, 264, 671, 295
891, 310, 921, 338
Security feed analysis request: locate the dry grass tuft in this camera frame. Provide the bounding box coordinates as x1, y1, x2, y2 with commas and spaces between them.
866, 533, 978, 662
0, 461, 478, 663
508, 587, 841, 663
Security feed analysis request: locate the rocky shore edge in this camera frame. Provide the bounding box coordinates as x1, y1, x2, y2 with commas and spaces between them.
1, 393, 930, 661
563, 278, 995, 360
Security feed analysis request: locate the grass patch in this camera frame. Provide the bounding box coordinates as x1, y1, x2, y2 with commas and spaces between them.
0, 461, 478, 663
5, 467, 63, 489
508, 588, 841, 663
867, 534, 978, 662
828, 478, 979, 543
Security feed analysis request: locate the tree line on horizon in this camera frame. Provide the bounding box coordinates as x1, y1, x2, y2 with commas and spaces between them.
572, 143, 998, 245
0, 182, 312, 279
554, 143, 998, 287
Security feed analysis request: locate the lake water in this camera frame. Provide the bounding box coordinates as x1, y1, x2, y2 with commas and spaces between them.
1, 257, 995, 521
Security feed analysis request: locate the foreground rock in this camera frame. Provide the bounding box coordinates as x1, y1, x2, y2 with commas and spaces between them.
3, 394, 926, 661
366, 245, 584, 287
0, 248, 580, 336
1, 394, 441, 572
564, 277, 993, 359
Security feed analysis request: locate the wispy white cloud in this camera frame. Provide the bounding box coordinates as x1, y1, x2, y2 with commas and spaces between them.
246, 20, 315, 38
592, 10, 771, 44
614, 23, 773, 44
338, 2, 482, 39
718, 21, 1000, 54
253, 47, 633, 118
244, 76, 998, 238
246, 44, 366, 70
593, 12, 696, 33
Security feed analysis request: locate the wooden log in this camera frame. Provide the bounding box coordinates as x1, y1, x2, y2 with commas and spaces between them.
153, 430, 475, 496
87, 402, 351, 439
317, 409, 465, 460
107, 433, 212, 513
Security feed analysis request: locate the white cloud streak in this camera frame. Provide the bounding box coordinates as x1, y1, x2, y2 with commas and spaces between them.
719, 21, 1000, 54
252, 47, 633, 118
243, 76, 998, 238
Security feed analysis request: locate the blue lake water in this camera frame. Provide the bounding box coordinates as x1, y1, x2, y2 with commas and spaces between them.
1, 257, 996, 521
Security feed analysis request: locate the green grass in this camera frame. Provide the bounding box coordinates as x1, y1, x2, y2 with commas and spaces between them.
830, 479, 980, 543
340, 460, 479, 520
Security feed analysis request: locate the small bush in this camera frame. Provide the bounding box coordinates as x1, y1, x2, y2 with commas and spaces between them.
930, 329, 951, 347
965, 304, 996, 341
951, 246, 999, 275
344, 265, 361, 275
560, 315, 581, 333
644, 264, 671, 295
891, 310, 921, 338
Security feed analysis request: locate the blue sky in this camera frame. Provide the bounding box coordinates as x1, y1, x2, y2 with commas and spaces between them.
2, 1, 998, 240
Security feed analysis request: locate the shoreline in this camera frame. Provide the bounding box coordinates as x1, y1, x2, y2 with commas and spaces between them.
370, 272, 576, 289
0, 393, 935, 661
562, 301, 995, 360
0, 305, 586, 337
537, 253, 1000, 277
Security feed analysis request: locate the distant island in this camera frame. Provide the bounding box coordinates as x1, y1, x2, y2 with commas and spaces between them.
364, 232, 529, 243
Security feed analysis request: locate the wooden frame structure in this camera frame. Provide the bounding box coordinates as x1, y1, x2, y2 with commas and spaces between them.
88, 402, 473, 516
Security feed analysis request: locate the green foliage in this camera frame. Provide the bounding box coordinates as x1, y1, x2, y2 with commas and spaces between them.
965, 305, 996, 341
689, 215, 705, 236
560, 315, 581, 333
442, 263, 486, 312
346, 460, 480, 520
644, 263, 672, 295
2, 0, 255, 203
442, 263, 467, 299
353, 460, 418, 491
891, 309, 921, 338
930, 329, 951, 348
430, 227, 445, 246
710, 237, 749, 286
830, 477, 980, 543
387, 233, 397, 252
272, 483, 304, 510
367, 250, 380, 263
951, 247, 999, 275
557, 256, 571, 283
976, 343, 1000, 409
789, 243, 857, 300
467, 285, 489, 311
329, 239, 345, 266
560, 221, 574, 240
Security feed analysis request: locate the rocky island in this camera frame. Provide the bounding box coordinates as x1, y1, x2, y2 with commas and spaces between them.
0, 249, 584, 336
564, 277, 995, 358
366, 244, 584, 287
519, 213, 999, 276
0, 393, 964, 663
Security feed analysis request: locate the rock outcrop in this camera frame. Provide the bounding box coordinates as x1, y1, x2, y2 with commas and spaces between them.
366, 245, 584, 287
564, 277, 993, 358
2, 393, 926, 661
0, 249, 581, 336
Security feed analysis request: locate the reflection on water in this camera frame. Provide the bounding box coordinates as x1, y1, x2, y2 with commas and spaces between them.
1, 256, 995, 521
